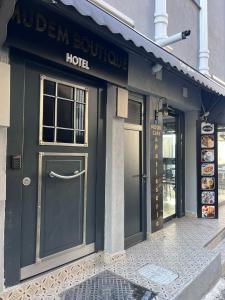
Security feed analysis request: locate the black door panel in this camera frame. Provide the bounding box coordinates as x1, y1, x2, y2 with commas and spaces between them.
5, 51, 105, 286
124, 130, 141, 238
124, 95, 146, 248
40, 156, 86, 258
20, 62, 98, 270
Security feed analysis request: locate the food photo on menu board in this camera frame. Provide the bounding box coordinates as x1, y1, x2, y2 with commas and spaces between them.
201, 122, 214, 134
201, 191, 215, 204
201, 135, 214, 148
201, 149, 214, 162
201, 163, 215, 176
201, 177, 215, 190
202, 205, 215, 218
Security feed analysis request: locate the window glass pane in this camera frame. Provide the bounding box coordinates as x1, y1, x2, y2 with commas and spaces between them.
57, 99, 74, 129
76, 89, 85, 103
163, 115, 176, 219
125, 100, 142, 125
44, 80, 55, 96
76, 103, 85, 130
57, 129, 74, 143
76, 131, 85, 144
43, 96, 55, 126
43, 127, 54, 142
41, 78, 87, 145
58, 83, 73, 99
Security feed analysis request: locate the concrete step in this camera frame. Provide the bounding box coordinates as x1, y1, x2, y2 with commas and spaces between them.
173, 252, 221, 300
201, 230, 225, 299
202, 278, 225, 300
205, 227, 225, 251
210, 233, 225, 275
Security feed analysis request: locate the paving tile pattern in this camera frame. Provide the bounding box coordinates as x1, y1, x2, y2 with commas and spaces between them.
202, 278, 225, 300
59, 270, 157, 300
1, 205, 225, 300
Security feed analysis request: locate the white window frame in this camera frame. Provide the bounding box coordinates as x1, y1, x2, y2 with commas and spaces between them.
39, 75, 88, 147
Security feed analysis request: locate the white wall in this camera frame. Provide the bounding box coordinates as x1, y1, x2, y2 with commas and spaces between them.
185, 111, 199, 215
104, 84, 125, 256
208, 0, 225, 81
103, 0, 155, 38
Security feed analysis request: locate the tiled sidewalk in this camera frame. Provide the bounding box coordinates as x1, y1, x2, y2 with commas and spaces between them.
202, 278, 225, 300
1, 206, 225, 300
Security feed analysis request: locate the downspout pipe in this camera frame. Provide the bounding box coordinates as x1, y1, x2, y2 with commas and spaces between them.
154, 0, 168, 43
199, 0, 209, 75
154, 0, 191, 48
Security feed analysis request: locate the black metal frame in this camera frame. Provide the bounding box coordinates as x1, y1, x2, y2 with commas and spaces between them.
124, 92, 147, 249
163, 107, 185, 222
196, 121, 218, 219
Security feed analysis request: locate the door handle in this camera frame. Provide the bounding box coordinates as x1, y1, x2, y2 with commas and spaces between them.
132, 174, 148, 178
49, 170, 85, 180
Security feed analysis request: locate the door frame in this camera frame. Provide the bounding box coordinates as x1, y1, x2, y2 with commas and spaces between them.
163, 107, 185, 222
124, 92, 147, 249
5, 49, 106, 286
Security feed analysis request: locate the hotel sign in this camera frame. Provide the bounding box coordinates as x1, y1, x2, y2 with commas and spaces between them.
7, 3, 128, 86
150, 123, 163, 232
66, 53, 90, 70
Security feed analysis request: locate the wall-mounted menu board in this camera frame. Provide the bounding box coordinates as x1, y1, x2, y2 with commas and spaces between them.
197, 121, 218, 218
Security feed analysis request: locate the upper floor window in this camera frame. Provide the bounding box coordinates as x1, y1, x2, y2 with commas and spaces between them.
39, 76, 88, 146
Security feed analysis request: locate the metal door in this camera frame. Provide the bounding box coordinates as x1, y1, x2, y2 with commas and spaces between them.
7, 57, 104, 280
162, 108, 185, 222
124, 93, 146, 248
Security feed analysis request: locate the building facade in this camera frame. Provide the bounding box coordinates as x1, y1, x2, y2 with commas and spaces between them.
0, 0, 224, 291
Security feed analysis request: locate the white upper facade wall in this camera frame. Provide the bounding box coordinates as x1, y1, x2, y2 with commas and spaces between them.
101, 0, 225, 83
208, 0, 225, 83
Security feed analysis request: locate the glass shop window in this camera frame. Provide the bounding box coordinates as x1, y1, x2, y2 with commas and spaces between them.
40, 76, 87, 145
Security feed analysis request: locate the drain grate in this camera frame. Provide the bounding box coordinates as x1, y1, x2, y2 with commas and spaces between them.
59, 270, 157, 300
138, 264, 178, 285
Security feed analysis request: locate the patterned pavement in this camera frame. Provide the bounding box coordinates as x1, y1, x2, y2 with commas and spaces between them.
202, 278, 225, 300
1, 205, 225, 300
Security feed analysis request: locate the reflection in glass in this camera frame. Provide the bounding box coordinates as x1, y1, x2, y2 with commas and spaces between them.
76, 103, 85, 131
126, 100, 142, 125
43, 127, 54, 142
57, 129, 74, 143
163, 115, 176, 219
58, 83, 73, 99
218, 126, 225, 204
57, 99, 74, 129
76, 89, 85, 103
76, 131, 85, 144
44, 80, 56, 96
43, 96, 55, 126
41, 78, 87, 144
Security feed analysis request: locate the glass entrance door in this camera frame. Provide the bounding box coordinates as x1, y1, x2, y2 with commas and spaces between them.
163, 115, 176, 219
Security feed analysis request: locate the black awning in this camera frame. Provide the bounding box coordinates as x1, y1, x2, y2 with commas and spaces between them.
1, 0, 225, 97
59, 0, 225, 96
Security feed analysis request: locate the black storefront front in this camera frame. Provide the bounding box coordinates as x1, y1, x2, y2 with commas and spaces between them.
3, 0, 225, 289
5, 0, 129, 286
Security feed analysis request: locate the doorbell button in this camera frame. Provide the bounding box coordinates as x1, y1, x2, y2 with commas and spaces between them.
22, 177, 31, 186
